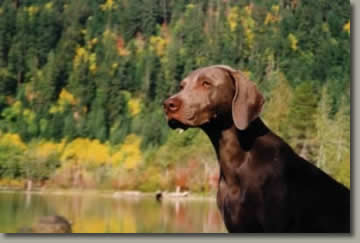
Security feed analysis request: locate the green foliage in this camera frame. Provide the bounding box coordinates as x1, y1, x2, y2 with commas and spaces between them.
287, 82, 319, 160
313, 87, 350, 188
0, 145, 23, 179
21, 151, 61, 182
0, 68, 16, 96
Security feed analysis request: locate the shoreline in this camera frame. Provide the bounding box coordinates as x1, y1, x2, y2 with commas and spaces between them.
0, 188, 217, 201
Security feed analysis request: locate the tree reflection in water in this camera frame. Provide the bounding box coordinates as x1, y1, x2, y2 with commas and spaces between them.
0, 191, 226, 233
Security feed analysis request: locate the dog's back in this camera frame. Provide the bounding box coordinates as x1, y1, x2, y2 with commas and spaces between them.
276, 135, 350, 233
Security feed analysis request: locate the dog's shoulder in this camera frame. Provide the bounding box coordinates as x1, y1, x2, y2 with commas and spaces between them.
251, 131, 292, 167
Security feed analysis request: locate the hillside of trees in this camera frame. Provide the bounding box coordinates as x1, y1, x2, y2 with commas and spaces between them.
0, 0, 351, 192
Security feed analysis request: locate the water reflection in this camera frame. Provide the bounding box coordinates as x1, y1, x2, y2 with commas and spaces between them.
0, 191, 226, 233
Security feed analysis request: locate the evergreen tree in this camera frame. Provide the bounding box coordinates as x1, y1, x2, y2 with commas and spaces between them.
0, 0, 16, 67
288, 82, 318, 161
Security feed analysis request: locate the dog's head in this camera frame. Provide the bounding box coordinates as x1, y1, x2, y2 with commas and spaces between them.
163, 65, 264, 130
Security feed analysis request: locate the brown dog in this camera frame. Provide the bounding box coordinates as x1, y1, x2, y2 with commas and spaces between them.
163, 65, 350, 233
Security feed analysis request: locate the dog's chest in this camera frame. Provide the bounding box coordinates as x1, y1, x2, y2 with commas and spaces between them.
216, 176, 265, 232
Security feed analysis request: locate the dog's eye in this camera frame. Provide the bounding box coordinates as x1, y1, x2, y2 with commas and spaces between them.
179, 84, 185, 90
202, 80, 211, 88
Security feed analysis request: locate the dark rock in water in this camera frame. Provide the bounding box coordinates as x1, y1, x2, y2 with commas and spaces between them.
18, 215, 72, 233
155, 191, 163, 202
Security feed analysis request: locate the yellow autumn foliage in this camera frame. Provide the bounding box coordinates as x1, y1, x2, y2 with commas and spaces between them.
264, 13, 273, 25
49, 105, 64, 114
186, 4, 195, 10
288, 33, 298, 51
89, 63, 97, 73
26, 6, 39, 16
264, 5, 280, 25
149, 36, 168, 57
87, 38, 98, 49
90, 58, 97, 72
111, 134, 142, 169
239, 5, 255, 49
244, 5, 252, 15
59, 89, 77, 105
44, 2, 53, 10
128, 98, 141, 117
118, 47, 130, 57
50, 89, 77, 114
322, 23, 330, 33
103, 29, 116, 40
23, 109, 36, 123
112, 63, 119, 69
73, 47, 88, 67
227, 7, 239, 32
32, 140, 66, 159
100, 0, 117, 11
12, 101, 22, 114
91, 38, 98, 45
73, 47, 97, 73
0, 133, 27, 150
61, 138, 111, 165
343, 21, 350, 35
271, 5, 280, 13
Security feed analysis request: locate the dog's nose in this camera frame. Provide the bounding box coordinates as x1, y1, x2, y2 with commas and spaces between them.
163, 97, 182, 113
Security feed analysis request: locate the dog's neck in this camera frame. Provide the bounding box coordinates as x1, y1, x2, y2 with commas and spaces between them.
201, 118, 269, 185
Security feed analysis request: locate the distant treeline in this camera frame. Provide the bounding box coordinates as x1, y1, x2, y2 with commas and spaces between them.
0, 0, 350, 191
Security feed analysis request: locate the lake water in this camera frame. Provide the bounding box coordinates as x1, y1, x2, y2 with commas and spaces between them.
0, 191, 227, 233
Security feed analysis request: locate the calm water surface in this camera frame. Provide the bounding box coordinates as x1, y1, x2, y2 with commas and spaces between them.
0, 191, 226, 233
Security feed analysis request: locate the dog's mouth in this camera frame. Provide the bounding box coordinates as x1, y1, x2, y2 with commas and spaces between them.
167, 119, 190, 133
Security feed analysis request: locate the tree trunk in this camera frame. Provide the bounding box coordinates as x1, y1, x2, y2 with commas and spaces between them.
26, 179, 33, 192
13, 0, 20, 9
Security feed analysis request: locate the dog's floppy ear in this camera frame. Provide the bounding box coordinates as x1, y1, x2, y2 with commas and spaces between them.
214, 65, 265, 130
